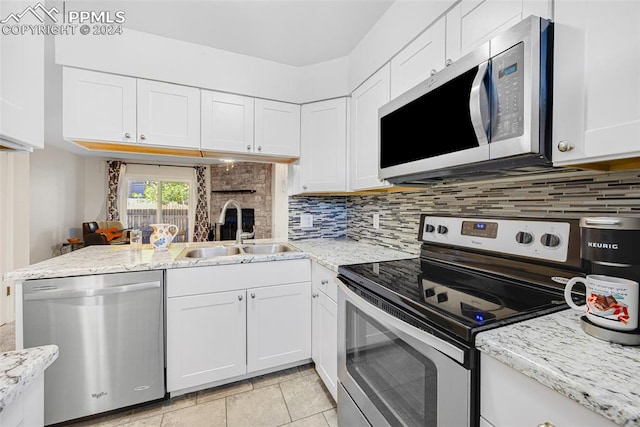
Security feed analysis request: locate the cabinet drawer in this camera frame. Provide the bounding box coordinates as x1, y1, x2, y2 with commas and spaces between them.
167, 259, 311, 298
312, 262, 337, 302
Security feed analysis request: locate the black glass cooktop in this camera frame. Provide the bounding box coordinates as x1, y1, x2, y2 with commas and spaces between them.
338, 258, 571, 343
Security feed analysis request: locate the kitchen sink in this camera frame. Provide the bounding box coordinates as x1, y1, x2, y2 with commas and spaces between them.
242, 244, 300, 254
181, 246, 242, 258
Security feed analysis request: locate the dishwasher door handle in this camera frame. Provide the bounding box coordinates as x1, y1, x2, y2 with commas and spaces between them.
24, 281, 161, 301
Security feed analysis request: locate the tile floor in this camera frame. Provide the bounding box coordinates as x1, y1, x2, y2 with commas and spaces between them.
70, 365, 337, 427
0, 323, 336, 427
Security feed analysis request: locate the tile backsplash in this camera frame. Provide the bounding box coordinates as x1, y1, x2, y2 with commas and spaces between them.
289, 169, 640, 254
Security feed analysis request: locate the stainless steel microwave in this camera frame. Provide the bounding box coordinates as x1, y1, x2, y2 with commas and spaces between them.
379, 16, 553, 185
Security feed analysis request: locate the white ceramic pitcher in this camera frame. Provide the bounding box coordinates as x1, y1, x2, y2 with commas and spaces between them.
149, 223, 178, 250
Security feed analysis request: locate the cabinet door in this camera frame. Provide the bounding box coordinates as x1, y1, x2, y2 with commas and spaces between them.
255, 99, 301, 157
300, 98, 347, 193
167, 290, 247, 392
63, 68, 136, 144
390, 18, 446, 99
553, 1, 640, 165
349, 63, 392, 191
0, 0, 44, 150
137, 79, 200, 149
314, 291, 337, 401
480, 354, 616, 427
201, 90, 254, 153
447, 0, 552, 59
247, 282, 311, 372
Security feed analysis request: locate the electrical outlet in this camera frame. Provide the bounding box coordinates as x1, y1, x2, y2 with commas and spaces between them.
300, 213, 314, 228
373, 213, 380, 229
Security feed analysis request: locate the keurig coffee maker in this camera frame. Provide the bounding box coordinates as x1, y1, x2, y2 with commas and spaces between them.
579, 217, 640, 345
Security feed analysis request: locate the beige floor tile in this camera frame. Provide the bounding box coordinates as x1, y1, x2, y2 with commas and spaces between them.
197, 380, 253, 404
127, 394, 197, 423
120, 414, 163, 427
280, 375, 335, 421
280, 413, 329, 427
252, 367, 302, 389
161, 399, 226, 427
297, 364, 317, 378
322, 409, 338, 427
227, 385, 291, 427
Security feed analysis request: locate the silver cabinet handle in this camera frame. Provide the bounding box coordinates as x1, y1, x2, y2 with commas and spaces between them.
238, 294, 243, 301
139, 134, 146, 141
257, 145, 262, 152
251, 292, 256, 299
537, 423, 556, 427
312, 293, 319, 298
124, 133, 131, 139
446, 58, 453, 66
302, 185, 308, 190
430, 69, 437, 76
246, 145, 252, 151
557, 141, 574, 152
321, 279, 328, 285
24, 281, 160, 301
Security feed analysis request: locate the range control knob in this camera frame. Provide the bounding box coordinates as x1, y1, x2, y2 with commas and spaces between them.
515, 231, 533, 245
436, 293, 448, 303
437, 225, 448, 234
425, 224, 436, 233
541, 233, 561, 248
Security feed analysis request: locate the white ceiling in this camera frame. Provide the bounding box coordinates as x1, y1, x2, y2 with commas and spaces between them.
66, 0, 395, 67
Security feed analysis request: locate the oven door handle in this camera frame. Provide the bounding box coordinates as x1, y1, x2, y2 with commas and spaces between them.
338, 280, 466, 364
469, 61, 491, 147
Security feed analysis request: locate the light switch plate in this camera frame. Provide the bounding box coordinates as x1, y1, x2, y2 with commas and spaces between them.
300, 213, 314, 228
373, 213, 380, 229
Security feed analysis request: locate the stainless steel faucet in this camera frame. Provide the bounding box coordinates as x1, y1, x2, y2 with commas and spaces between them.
217, 199, 254, 245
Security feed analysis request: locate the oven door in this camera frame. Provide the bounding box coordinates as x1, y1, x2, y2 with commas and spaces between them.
337, 280, 471, 427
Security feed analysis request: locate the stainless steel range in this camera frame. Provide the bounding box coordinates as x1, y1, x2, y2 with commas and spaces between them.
337, 214, 585, 427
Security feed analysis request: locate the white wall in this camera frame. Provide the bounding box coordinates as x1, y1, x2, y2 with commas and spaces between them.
29, 145, 87, 263
0, 152, 30, 324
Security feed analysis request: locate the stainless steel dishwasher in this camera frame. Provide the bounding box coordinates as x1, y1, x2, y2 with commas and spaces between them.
22, 270, 165, 425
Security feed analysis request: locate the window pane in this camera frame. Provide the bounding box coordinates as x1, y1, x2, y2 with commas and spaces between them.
127, 180, 158, 243
159, 181, 189, 242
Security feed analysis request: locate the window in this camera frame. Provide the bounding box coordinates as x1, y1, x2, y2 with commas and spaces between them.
119, 165, 197, 243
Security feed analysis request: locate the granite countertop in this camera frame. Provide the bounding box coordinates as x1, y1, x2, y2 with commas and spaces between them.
4, 238, 417, 281
0, 345, 58, 412
290, 239, 418, 272
476, 310, 640, 426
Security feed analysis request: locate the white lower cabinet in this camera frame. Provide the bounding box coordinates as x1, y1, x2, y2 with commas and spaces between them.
167, 290, 247, 391
311, 262, 338, 401
247, 282, 312, 372
166, 260, 312, 393
481, 353, 616, 427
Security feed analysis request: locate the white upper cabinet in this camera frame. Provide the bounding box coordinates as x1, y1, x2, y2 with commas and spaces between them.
350, 63, 392, 191
390, 18, 446, 99
553, 0, 640, 166
254, 99, 301, 157
0, 0, 44, 151
64, 68, 200, 150
201, 91, 254, 153
63, 68, 137, 144
299, 98, 348, 193
137, 79, 200, 149
446, 0, 553, 61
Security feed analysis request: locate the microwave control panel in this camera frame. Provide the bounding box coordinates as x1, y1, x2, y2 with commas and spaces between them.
491, 42, 525, 142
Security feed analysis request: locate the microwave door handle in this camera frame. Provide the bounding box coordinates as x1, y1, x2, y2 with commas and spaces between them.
469, 61, 490, 146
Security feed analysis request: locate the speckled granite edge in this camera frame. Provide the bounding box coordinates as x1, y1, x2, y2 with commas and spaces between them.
4, 239, 417, 281
0, 345, 58, 412
476, 310, 640, 426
